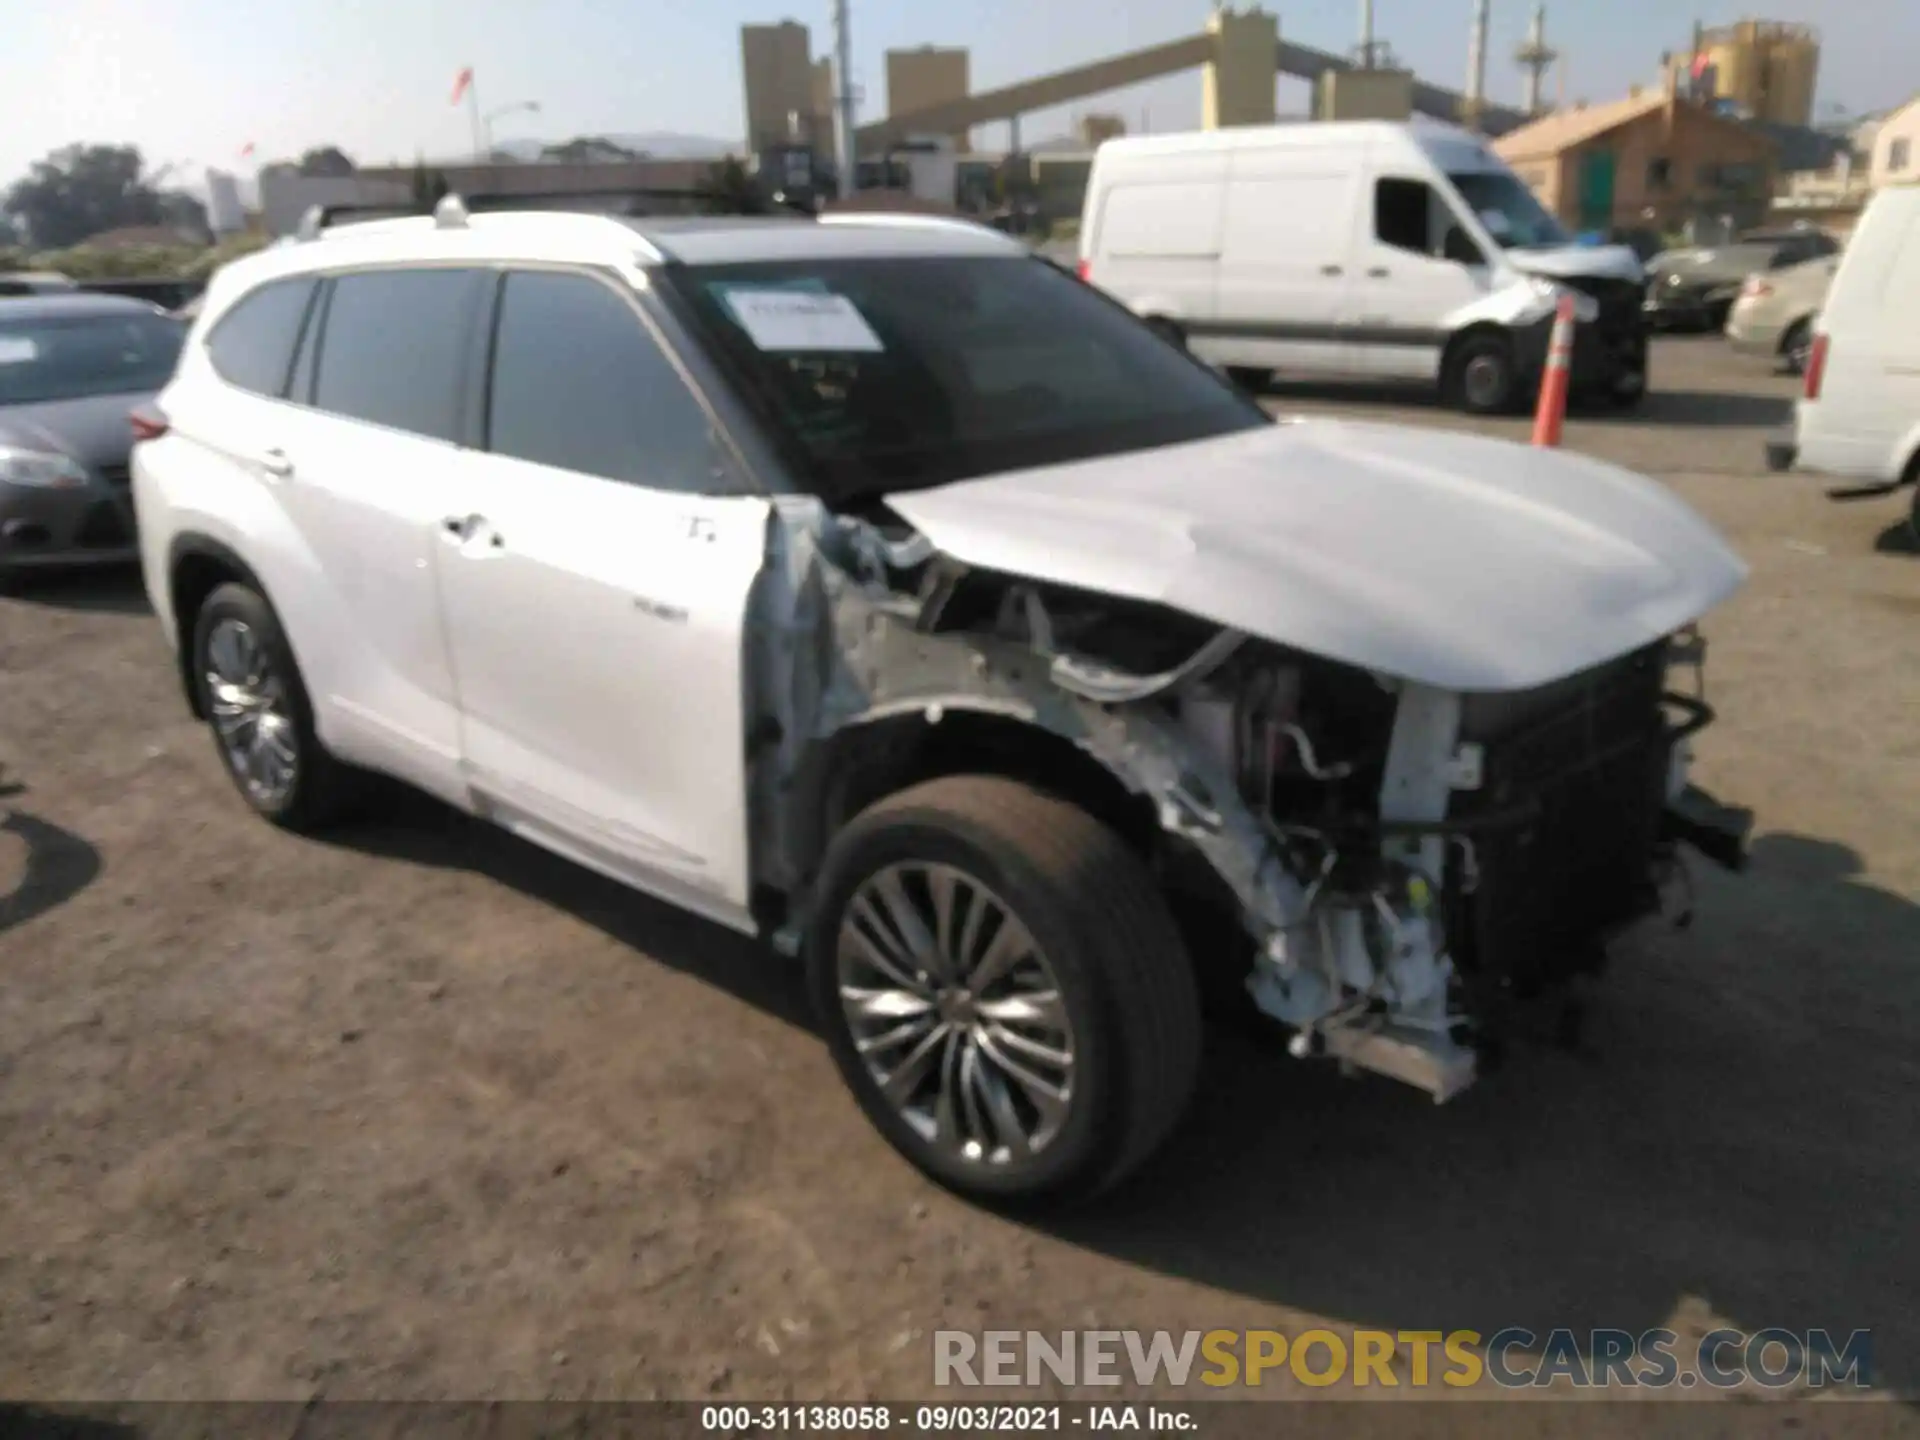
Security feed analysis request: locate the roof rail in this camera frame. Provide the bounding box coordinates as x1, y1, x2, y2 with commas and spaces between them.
295, 187, 815, 242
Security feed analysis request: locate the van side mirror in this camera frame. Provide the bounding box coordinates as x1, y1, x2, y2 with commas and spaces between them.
1442, 227, 1486, 267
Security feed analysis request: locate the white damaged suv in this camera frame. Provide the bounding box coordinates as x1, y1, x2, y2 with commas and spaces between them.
133, 196, 1754, 1204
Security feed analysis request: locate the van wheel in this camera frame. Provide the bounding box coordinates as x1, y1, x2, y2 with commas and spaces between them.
1447, 334, 1518, 415
1780, 319, 1812, 376
1908, 481, 1920, 551
1144, 316, 1186, 351
190, 582, 363, 831
807, 775, 1203, 1208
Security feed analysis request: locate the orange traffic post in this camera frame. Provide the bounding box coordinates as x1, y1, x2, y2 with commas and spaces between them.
1530, 293, 1578, 448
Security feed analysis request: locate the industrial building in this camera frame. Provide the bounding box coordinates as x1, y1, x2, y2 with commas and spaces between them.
741, 20, 833, 153
887, 46, 971, 152
1667, 20, 1820, 127
1494, 84, 1779, 233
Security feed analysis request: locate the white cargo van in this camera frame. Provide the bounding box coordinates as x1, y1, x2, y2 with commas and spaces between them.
1077, 121, 1649, 414
1764, 183, 1920, 541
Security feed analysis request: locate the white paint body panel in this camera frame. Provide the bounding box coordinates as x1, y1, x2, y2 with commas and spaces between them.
887, 419, 1747, 694
1793, 184, 1920, 485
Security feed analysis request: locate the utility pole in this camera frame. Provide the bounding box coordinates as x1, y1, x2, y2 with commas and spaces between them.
1464, 0, 1490, 131
832, 0, 856, 199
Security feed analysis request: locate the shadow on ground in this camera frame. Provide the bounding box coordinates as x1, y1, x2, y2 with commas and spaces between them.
0, 565, 150, 615
324, 786, 811, 1031
0, 806, 104, 937
321, 789, 1916, 1390
1874, 518, 1917, 556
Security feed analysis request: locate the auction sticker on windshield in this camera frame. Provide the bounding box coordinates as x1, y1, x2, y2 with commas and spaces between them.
720, 288, 883, 353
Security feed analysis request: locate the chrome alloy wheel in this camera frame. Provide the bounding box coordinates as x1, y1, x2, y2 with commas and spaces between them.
837, 862, 1076, 1165
204, 617, 298, 808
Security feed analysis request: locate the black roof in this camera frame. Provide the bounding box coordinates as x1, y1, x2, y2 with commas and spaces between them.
0, 291, 172, 322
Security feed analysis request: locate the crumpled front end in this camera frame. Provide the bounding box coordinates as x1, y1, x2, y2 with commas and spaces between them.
753, 498, 1751, 1104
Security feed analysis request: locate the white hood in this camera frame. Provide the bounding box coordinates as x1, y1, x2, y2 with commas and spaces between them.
885, 421, 1747, 694
1507, 243, 1645, 284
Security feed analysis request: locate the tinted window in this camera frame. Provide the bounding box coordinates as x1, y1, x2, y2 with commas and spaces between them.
667, 255, 1265, 503
313, 268, 481, 441
1375, 178, 1433, 253
487, 270, 719, 488
0, 311, 184, 406
1445, 171, 1570, 250
206, 277, 316, 396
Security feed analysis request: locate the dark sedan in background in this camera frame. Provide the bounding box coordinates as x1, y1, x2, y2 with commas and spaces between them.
1643, 227, 1840, 332
0, 293, 183, 589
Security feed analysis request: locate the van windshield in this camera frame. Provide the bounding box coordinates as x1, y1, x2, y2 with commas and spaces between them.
1447, 171, 1570, 250
666, 255, 1269, 505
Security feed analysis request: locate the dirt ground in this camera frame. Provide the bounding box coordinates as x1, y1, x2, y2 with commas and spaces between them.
2, 338, 1917, 1417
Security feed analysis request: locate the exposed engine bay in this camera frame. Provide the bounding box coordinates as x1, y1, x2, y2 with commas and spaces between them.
745, 493, 1753, 1104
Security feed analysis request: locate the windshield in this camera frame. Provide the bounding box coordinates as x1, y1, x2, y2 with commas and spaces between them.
1446, 171, 1570, 250
0, 310, 183, 406
665, 255, 1268, 503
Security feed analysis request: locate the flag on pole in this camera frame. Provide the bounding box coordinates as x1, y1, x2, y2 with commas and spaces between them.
451, 67, 474, 105
238, 141, 256, 159
1689, 51, 1710, 79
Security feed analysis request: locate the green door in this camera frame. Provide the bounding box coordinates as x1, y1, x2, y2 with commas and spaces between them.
1577, 150, 1616, 230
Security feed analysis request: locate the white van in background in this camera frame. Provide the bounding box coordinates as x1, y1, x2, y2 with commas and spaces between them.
1765, 183, 1920, 542
1076, 121, 1649, 414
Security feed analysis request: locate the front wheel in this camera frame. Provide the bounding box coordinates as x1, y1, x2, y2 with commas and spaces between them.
807, 776, 1203, 1207
1447, 334, 1519, 415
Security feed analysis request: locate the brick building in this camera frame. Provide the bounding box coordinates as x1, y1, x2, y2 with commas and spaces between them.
1494, 88, 1778, 233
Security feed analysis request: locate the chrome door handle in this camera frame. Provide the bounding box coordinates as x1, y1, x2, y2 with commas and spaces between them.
257, 448, 294, 479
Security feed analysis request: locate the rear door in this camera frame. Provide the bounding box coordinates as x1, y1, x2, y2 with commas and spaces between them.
1200, 143, 1361, 376
432, 266, 769, 926
1352, 173, 1491, 382
265, 265, 489, 801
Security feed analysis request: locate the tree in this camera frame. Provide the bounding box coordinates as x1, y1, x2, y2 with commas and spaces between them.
2, 144, 163, 249
698, 156, 760, 215
297, 146, 356, 177
157, 191, 211, 242
409, 160, 450, 207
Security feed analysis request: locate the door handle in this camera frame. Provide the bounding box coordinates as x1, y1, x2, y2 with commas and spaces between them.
257, 448, 294, 479
441, 513, 504, 549
1367, 267, 1391, 279
1320, 264, 1345, 277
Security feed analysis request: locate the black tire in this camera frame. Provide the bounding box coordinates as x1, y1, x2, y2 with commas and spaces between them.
1908, 483, 1920, 551
1780, 318, 1812, 376
1706, 298, 1733, 333
1446, 332, 1519, 415
189, 581, 362, 831
1225, 366, 1271, 393
1144, 316, 1186, 352
806, 775, 1202, 1207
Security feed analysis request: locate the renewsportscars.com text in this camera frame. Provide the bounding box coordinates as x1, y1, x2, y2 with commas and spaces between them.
933, 1327, 1873, 1390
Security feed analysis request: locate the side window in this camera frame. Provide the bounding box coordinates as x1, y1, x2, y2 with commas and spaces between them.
312, 268, 483, 442
1374, 178, 1434, 255
486, 269, 721, 490
206, 276, 317, 397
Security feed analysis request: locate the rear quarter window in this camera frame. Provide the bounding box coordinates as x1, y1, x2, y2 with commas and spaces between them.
206, 276, 319, 397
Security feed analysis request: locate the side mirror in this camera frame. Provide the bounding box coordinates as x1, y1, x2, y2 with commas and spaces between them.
1442, 227, 1485, 267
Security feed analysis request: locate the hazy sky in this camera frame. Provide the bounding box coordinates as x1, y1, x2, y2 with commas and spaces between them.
3, 0, 1907, 187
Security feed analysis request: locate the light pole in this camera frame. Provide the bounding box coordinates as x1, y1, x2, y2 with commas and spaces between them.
482, 100, 541, 158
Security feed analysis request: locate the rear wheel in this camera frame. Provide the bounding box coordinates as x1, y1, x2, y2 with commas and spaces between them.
190, 582, 363, 831
807, 775, 1202, 1207
1143, 316, 1186, 352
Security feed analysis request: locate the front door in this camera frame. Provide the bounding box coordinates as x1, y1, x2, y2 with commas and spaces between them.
1578, 151, 1617, 232
1352, 176, 1490, 381
432, 268, 769, 925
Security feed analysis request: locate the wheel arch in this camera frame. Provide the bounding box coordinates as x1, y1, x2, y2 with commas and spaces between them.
166, 533, 273, 719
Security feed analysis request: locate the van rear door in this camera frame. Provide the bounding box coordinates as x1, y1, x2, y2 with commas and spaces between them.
1798, 187, 1920, 483
1194, 142, 1362, 377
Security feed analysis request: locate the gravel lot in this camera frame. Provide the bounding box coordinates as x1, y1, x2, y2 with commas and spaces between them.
3, 338, 1917, 1417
